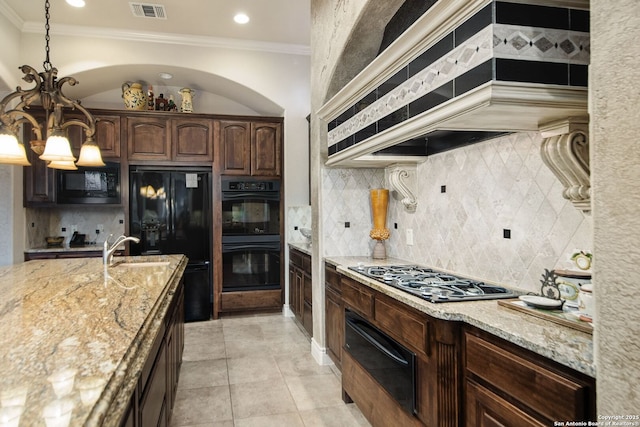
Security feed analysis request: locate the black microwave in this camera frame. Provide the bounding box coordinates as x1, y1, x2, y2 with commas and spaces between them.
57, 162, 121, 204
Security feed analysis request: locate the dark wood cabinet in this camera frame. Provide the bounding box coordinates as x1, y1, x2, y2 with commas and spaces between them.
94, 114, 122, 159
463, 327, 596, 426
219, 120, 250, 174
22, 115, 55, 207
289, 248, 312, 336
220, 120, 282, 176
67, 113, 122, 159
126, 116, 171, 161
324, 263, 343, 369
172, 118, 215, 162
251, 122, 281, 177
338, 272, 461, 427
466, 380, 546, 427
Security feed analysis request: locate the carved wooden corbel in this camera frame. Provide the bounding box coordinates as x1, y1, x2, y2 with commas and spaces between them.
385, 164, 417, 212
540, 117, 590, 213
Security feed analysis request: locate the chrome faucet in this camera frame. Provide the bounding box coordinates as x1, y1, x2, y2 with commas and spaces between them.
103, 234, 140, 265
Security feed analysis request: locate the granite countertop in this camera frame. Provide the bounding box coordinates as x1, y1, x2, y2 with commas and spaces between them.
288, 242, 311, 256
0, 254, 187, 426
325, 255, 595, 378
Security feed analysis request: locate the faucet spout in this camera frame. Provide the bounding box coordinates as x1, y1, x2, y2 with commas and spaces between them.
103, 234, 140, 265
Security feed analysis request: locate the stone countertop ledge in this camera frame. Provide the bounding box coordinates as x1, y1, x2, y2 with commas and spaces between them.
324, 255, 595, 378
0, 254, 187, 426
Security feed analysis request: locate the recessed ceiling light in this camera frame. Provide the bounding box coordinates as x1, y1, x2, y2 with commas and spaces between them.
66, 0, 86, 7
159, 72, 173, 80
234, 13, 250, 24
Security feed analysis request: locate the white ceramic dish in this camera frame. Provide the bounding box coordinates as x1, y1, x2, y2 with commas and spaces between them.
519, 295, 564, 310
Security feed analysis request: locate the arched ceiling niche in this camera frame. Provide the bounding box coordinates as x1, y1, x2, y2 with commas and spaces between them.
60, 64, 284, 116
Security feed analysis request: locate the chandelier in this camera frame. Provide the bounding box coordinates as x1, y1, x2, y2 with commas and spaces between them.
0, 0, 104, 169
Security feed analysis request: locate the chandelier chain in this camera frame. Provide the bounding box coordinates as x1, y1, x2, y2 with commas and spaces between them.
43, 0, 51, 71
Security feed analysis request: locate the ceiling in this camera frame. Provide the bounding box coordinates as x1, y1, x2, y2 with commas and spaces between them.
0, 0, 310, 113
3, 0, 310, 47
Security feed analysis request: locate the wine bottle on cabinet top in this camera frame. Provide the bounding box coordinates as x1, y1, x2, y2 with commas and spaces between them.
147, 85, 155, 110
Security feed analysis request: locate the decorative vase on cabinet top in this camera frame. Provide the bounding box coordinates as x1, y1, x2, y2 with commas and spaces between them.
122, 82, 147, 110
179, 88, 195, 113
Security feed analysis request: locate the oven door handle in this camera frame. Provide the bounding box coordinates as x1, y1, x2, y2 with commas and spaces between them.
222, 192, 280, 201
222, 243, 280, 252
346, 317, 409, 366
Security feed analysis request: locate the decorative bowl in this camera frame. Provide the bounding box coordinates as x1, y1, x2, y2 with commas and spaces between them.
299, 227, 312, 240
45, 236, 65, 247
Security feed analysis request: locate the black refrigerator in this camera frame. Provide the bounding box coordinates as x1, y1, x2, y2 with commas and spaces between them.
129, 167, 212, 322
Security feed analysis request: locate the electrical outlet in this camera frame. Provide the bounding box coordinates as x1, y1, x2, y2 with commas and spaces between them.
97, 224, 104, 235
71, 224, 78, 234
406, 228, 414, 246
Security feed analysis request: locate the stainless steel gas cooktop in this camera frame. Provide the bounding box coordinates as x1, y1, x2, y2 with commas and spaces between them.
348, 265, 517, 303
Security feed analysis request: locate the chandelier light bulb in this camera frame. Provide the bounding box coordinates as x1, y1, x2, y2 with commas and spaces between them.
0, 127, 31, 165
47, 160, 78, 170
40, 129, 76, 162
77, 139, 105, 167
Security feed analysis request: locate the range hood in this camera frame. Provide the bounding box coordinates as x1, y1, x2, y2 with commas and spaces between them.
317, 0, 590, 168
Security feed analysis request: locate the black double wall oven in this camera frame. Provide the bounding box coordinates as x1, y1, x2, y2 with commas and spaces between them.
221, 178, 281, 292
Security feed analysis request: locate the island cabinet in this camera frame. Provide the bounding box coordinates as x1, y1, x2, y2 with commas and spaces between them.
339, 274, 461, 427
120, 277, 185, 427
219, 120, 282, 176
463, 326, 596, 426
324, 262, 343, 369
126, 115, 214, 163
289, 248, 312, 336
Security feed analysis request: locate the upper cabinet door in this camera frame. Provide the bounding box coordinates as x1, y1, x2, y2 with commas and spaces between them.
94, 114, 121, 159
219, 120, 250, 175
127, 116, 171, 161
172, 118, 214, 162
251, 122, 282, 177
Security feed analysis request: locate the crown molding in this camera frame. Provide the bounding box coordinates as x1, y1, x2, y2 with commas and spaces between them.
0, 0, 23, 30
18, 20, 310, 56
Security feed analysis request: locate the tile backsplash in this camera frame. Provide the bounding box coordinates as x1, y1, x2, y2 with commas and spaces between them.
26, 207, 125, 248
321, 131, 592, 293
287, 205, 312, 245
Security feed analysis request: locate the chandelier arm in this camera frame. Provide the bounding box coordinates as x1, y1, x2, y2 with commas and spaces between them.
0, 65, 43, 122
1, 110, 42, 140
15, 115, 44, 141
16, 65, 45, 108
55, 76, 96, 138
60, 118, 91, 136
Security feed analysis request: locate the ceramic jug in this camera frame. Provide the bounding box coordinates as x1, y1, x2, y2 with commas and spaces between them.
179, 88, 195, 113
122, 82, 147, 110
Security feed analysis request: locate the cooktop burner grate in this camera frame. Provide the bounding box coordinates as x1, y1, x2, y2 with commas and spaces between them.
348, 265, 517, 303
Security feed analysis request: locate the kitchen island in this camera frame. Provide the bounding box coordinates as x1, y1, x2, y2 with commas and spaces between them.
0, 254, 187, 426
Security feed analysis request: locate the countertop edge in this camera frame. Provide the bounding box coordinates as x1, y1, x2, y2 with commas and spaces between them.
288, 242, 311, 256
87, 255, 188, 426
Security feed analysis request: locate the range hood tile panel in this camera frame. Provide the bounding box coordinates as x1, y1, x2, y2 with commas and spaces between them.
318, 0, 590, 167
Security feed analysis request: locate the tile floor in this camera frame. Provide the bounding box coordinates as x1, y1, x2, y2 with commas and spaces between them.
170, 313, 371, 426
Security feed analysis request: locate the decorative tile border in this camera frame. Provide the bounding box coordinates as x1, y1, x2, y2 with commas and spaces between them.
327, 23, 590, 150
327, 26, 494, 147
